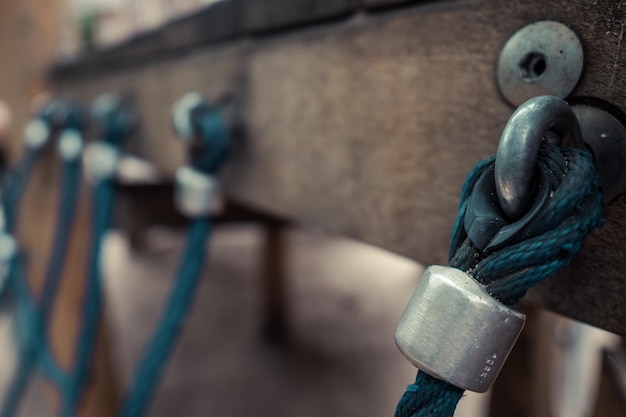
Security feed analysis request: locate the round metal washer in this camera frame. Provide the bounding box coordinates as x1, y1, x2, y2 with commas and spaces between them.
572, 103, 626, 203
497, 21, 584, 107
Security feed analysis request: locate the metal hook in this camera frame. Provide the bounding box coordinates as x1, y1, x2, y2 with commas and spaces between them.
495, 96, 586, 220
91, 93, 138, 146
171, 92, 230, 175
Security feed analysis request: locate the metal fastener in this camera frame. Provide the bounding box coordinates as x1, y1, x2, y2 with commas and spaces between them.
57, 129, 84, 161
24, 119, 51, 150
175, 165, 223, 217
394, 265, 526, 393
571, 102, 626, 203
494, 95, 584, 220
172, 92, 204, 142
83, 142, 120, 183
497, 21, 584, 107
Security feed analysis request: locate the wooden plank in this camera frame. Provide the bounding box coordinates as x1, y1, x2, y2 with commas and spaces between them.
53, 0, 626, 335
50, 0, 360, 81
241, 0, 355, 33
260, 221, 289, 343
362, 0, 423, 9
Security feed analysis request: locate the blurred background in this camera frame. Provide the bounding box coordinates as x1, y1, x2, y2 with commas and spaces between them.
0, 2, 489, 415
0, 0, 221, 160
0, 1, 624, 417
58, 0, 221, 56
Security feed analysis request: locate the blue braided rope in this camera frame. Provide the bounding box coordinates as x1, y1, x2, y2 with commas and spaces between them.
1, 107, 225, 417
394, 142, 603, 417
2, 148, 40, 233
0, 156, 80, 417
39, 342, 72, 393
1, 255, 39, 417
118, 218, 212, 417
117, 106, 227, 417
1, 251, 72, 417
40, 157, 82, 326
58, 179, 115, 417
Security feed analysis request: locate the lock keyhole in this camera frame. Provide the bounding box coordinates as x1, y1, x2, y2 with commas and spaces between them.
518, 52, 547, 82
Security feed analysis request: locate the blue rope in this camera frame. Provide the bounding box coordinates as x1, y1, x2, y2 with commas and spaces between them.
394, 142, 603, 417
0, 146, 44, 417
58, 178, 115, 417
118, 218, 212, 417
0, 148, 40, 304
0, 152, 81, 417
116, 108, 227, 417
1, 106, 226, 417
1, 249, 72, 417
1, 255, 39, 417
2, 148, 40, 233
40, 157, 82, 326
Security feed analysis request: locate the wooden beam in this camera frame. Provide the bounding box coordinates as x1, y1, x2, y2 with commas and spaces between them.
53, 0, 626, 335
241, 0, 354, 33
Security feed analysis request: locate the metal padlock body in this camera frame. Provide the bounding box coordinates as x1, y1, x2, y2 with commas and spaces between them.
394, 266, 526, 393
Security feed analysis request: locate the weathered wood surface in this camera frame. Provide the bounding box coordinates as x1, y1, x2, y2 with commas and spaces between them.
363, 0, 418, 8
53, 0, 626, 335
242, 0, 354, 32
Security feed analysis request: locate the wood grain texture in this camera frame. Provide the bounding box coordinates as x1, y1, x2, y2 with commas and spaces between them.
54, 0, 626, 335
51, 0, 358, 80
362, 0, 424, 9
241, 0, 355, 33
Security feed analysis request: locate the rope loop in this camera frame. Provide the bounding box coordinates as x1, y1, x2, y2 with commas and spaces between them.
394, 140, 603, 417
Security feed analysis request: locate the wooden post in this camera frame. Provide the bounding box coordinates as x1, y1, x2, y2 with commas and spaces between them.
261, 221, 289, 344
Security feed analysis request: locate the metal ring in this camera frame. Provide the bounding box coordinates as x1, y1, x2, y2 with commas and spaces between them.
495, 96, 585, 220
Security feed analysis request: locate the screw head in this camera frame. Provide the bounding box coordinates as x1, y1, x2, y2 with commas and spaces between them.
497, 21, 584, 106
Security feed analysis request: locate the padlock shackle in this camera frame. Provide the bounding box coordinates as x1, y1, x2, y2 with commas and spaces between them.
495, 95, 585, 220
